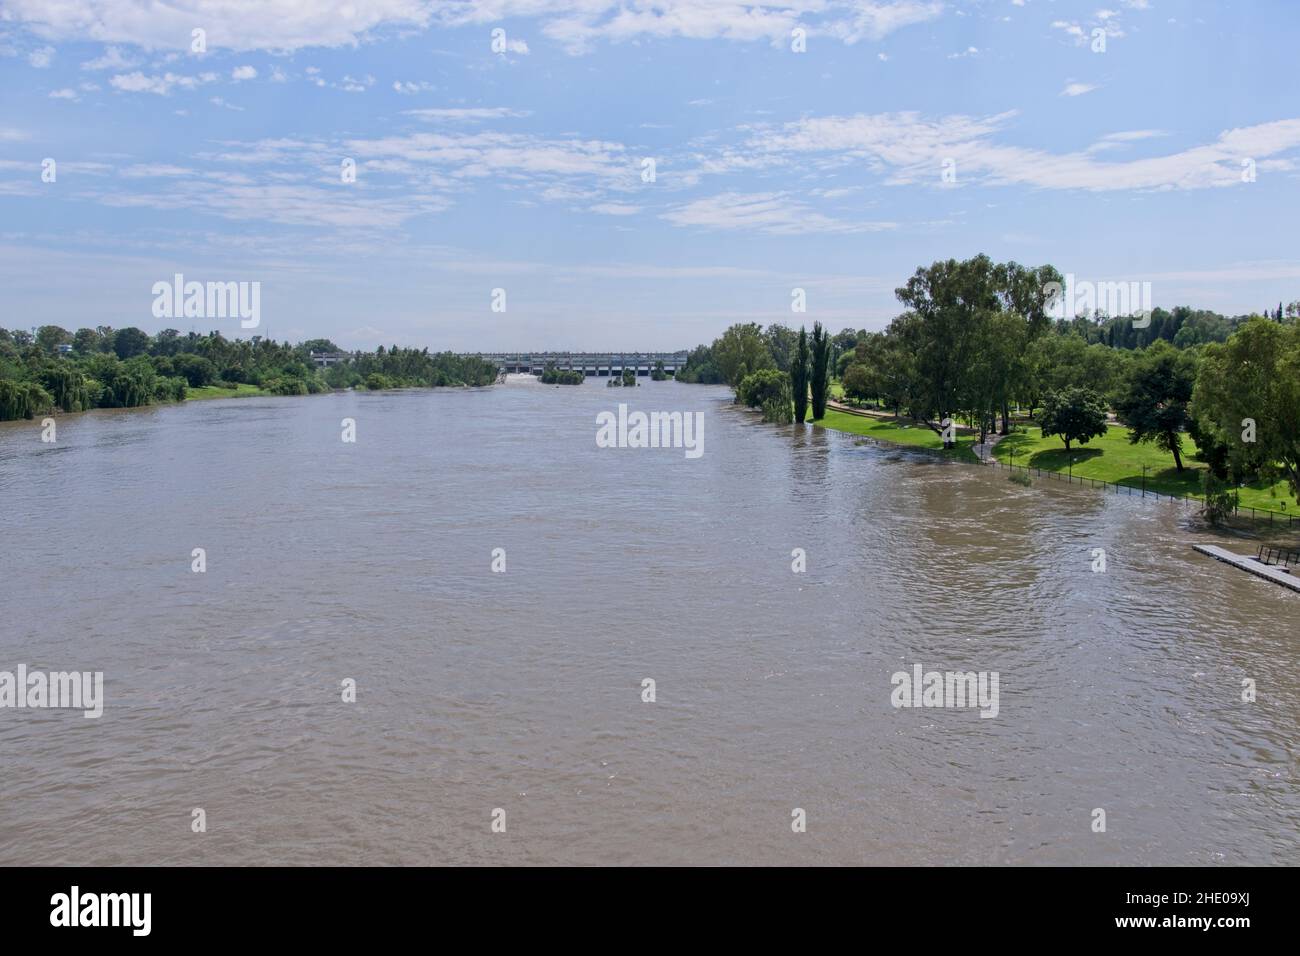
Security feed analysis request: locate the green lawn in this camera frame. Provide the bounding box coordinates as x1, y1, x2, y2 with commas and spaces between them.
187, 383, 268, 401
814, 409, 981, 462
811, 409, 1295, 515
994, 424, 1296, 513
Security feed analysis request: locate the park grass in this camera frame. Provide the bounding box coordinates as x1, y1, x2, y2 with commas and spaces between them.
814, 408, 981, 462
994, 424, 1296, 513
187, 383, 268, 401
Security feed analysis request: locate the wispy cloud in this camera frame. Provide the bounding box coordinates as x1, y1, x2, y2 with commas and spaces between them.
110, 71, 218, 95
661, 191, 895, 235
1061, 81, 1099, 97
80, 46, 138, 71
0, 0, 945, 54
403, 107, 531, 122
738, 111, 1300, 191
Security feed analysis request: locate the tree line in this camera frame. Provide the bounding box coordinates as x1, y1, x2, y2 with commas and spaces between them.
675, 255, 1300, 503
0, 325, 499, 421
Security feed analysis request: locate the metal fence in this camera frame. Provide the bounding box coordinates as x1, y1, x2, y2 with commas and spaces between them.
1257, 545, 1300, 567
982, 457, 1300, 527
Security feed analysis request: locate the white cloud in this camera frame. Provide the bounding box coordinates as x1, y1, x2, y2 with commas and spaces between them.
1061, 81, 1098, 96
341, 130, 633, 185
340, 74, 375, 92
48, 88, 78, 100
0, 1, 945, 54
530, 2, 941, 54
2, 0, 436, 53
81, 46, 138, 70
27, 45, 54, 67
589, 202, 641, 215
122, 164, 196, 178
403, 107, 530, 121
1052, 14, 1125, 45
661, 191, 895, 235
231, 65, 257, 81
739, 111, 1300, 191
393, 80, 436, 95
109, 71, 217, 95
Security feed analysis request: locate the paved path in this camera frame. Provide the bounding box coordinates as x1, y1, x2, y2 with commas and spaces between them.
826, 401, 1011, 462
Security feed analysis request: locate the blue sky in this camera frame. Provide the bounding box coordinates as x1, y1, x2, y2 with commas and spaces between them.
1, 0, 1297, 351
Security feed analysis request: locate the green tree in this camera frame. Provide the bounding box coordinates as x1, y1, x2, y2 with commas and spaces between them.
113, 327, 151, 359
713, 323, 773, 387
790, 326, 809, 423
841, 362, 873, 403
764, 324, 798, 373
809, 322, 830, 420
870, 322, 920, 417
1192, 317, 1300, 498
174, 353, 218, 388
0, 379, 53, 420
1038, 387, 1109, 451
35, 325, 72, 354
1115, 340, 1197, 471
737, 368, 793, 424
895, 255, 1061, 441
676, 343, 723, 384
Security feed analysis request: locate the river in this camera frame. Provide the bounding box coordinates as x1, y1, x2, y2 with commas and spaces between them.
0, 377, 1296, 865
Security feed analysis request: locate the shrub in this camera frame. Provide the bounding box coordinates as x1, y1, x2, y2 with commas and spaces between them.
737, 368, 793, 423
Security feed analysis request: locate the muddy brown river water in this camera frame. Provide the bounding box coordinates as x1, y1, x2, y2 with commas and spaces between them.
1, 378, 1296, 864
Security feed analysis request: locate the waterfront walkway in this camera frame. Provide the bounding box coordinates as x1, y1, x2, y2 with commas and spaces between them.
1193, 544, 1300, 594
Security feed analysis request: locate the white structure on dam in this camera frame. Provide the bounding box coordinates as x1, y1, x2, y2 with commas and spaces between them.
469, 352, 689, 377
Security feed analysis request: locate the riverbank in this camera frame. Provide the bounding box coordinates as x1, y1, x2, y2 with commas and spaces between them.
0, 379, 501, 426
811, 404, 1297, 522
813, 407, 981, 462
187, 383, 269, 401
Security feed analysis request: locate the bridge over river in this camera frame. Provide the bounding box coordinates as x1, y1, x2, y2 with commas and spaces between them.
468, 352, 689, 377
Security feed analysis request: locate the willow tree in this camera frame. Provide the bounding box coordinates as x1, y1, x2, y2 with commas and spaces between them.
0, 379, 54, 421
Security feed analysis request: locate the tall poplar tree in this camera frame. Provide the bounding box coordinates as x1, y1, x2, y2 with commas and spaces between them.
791, 326, 810, 423
810, 322, 830, 420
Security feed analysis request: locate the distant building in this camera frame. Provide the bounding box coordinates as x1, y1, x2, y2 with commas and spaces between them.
310, 351, 349, 368
56, 343, 74, 355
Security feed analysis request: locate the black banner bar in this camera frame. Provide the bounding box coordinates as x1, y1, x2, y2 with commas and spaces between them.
0, 866, 1279, 942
